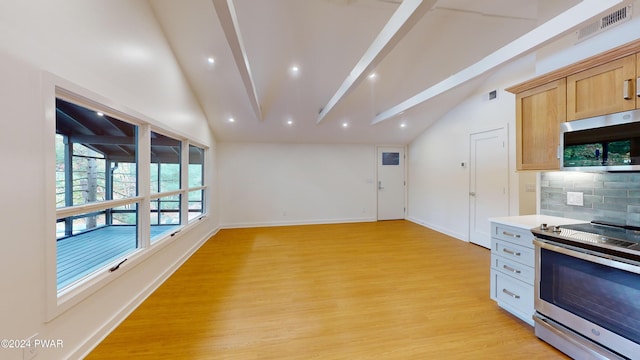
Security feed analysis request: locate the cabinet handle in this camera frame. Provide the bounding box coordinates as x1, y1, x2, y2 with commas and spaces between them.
502, 231, 520, 238
503, 264, 522, 274
502, 248, 521, 256
637, 77, 640, 97
624, 79, 632, 100
502, 288, 520, 299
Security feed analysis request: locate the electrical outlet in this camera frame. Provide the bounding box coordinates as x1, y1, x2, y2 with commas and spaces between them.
567, 191, 584, 206
23, 333, 38, 360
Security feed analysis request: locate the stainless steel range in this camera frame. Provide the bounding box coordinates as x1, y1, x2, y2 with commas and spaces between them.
531, 221, 640, 360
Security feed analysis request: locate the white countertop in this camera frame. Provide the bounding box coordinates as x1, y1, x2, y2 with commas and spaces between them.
489, 215, 585, 230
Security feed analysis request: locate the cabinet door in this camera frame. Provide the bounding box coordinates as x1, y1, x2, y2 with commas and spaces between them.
567, 54, 636, 121
515, 79, 566, 171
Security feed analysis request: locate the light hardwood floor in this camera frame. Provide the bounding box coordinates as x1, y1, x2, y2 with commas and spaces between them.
87, 220, 567, 359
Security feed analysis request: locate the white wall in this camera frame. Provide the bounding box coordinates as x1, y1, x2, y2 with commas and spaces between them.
407, 56, 538, 241
0, 1, 217, 359
406, 4, 640, 241
0, 1, 210, 143
218, 143, 377, 227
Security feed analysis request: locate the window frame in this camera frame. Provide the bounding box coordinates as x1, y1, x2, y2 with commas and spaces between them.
44, 75, 209, 321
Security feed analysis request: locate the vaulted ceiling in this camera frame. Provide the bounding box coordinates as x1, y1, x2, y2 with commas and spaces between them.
148, 0, 621, 144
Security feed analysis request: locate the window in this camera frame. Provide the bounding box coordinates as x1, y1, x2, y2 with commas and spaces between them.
150, 132, 181, 242
150, 131, 181, 193
382, 152, 400, 165
56, 204, 138, 289
49, 86, 208, 318
55, 98, 139, 291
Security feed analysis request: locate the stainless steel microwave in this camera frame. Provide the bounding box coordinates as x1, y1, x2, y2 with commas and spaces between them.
561, 109, 640, 172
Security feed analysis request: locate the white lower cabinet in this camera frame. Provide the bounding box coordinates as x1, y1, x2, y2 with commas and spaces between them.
490, 222, 535, 326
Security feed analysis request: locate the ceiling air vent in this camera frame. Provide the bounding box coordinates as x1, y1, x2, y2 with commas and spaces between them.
576, 3, 632, 43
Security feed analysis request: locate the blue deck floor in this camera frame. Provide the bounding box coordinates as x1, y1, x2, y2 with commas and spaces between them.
57, 225, 178, 290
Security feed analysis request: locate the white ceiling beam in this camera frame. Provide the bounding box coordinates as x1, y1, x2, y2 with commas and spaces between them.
371, 0, 624, 125
213, 0, 262, 121
317, 0, 437, 124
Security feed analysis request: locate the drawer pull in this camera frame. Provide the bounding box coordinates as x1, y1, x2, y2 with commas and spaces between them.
502, 248, 521, 256
502, 288, 520, 299
503, 264, 522, 274
502, 231, 520, 238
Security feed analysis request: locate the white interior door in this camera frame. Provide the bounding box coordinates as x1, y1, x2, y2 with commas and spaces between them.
469, 128, 508, 248
377, 146, 405, 220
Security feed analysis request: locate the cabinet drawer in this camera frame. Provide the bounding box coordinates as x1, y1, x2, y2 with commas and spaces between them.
491, 254, 534, 284
492, 239, 534, 267
493, 224, 534, 248
493, 270, 534, 326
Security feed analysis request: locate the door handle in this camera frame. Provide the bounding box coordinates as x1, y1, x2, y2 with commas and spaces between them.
624, 79, 633, 100
378, 181, 384, 190
469, 192, 476, 196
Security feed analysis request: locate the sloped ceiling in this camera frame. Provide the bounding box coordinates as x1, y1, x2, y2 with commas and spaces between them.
149, 0, 620, 144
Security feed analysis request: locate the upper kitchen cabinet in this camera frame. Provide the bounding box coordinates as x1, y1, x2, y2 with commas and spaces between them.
514, 79, 566, 171
507, 38, 640, 172
566, 54, 637, 121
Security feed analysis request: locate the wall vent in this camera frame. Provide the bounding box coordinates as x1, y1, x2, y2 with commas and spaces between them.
575, 3, 632, 43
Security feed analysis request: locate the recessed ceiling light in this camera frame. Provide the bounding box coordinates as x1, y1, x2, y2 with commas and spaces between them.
400, 122, 406, 128
342, 122, 349, 128
96, 112, 104, 117
207, 57, 215, 64
368, 73, 377, 79
287, 119, 293, 125
228, 117, 235, 123
290, 65, 301, 77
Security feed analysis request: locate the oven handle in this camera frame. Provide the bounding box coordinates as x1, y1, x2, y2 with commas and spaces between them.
533, 239, 640, 275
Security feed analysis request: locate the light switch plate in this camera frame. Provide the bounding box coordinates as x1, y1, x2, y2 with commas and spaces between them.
567, 191, 584, 206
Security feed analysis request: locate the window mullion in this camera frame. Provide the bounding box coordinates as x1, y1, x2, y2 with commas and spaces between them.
64, 136, 73, 236
180, 141, 189, 225
138, 125, 151, 249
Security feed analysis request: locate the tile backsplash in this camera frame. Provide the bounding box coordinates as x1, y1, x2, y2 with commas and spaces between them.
540, 172, 640, 226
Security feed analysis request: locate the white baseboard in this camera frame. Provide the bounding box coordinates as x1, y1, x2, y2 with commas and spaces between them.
406, 217, 468, 242
221, 216, 377, 229
73, 226, 220, 359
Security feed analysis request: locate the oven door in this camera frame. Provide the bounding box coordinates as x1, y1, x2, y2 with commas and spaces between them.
534, 239, 640, 359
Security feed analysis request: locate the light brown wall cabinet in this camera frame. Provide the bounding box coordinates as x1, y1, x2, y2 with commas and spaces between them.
515, 79, 566, 170
507, 39, 640, 171
567, 54, 637, 121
